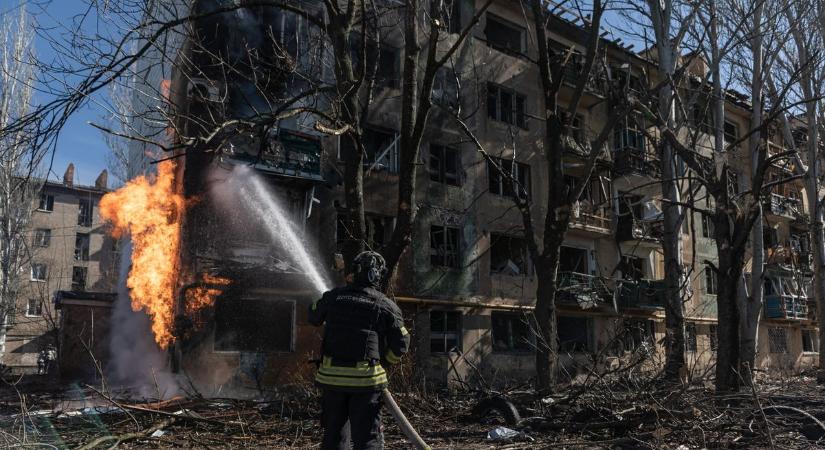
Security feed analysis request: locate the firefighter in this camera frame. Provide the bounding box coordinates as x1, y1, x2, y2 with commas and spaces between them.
309, 251, 410, 450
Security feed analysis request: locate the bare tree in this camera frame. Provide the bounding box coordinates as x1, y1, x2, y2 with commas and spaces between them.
0, 5, 39, 362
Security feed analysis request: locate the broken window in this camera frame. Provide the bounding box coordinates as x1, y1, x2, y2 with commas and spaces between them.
686, 322, 697, 352
34, 229, 51, 248
443, 0, 463, 34
430, 225, 461, 269
432, 68, 459, 110
74, 233, 90, 262
559, 246, 589, 274
802, 329, 818, 353
25, 299, 42, 317
484, 14, 524, 54
72, 267, 87, 291
704, 267, 718, 295
570, 114, 585, 143
38, 194, 54, 212
557, 316, 591, 353
701, 214, 714, 238
429, 145, 461, 186
335, 213, 392, 252
491, 312, 533, 352
614, 127, 645, 152
486, 84, 527, 129
487, 156, 531, 199
490, 234, 529, 275
724, 119, 739, 148
31, 263, 47, 281
78, 198, 93, 227
620, 255, 644, 280
214, 298, 294, 352
430, 310, 460, 353
622, 319, 654, 351
768, 327, 789, 354
377, 46, 399, 88
763, 227, 778, 248
340, 127, 399, 173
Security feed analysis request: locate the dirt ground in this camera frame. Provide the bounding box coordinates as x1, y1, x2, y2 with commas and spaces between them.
1, 373, 825, 449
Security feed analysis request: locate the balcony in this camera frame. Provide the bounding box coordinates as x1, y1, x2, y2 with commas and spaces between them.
570, 202, 612, 235
226, 129, 323, 181
617, 216, 664, 244
617, 279, 666, 310
763, 193, 802, 220
557, 272, 612, 309
765, 295, 809, 320
612, 149, 661, 178
766, 244, 812, 272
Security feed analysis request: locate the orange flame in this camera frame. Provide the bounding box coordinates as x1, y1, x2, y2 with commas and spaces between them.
99, 161, 184, 349
186, 274, 231, 316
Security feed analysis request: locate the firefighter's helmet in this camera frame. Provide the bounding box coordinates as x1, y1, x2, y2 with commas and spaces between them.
353, 251, 387, 285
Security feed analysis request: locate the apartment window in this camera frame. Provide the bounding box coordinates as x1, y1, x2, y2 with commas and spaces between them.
444, 0, 462, 34
25, 299, 42, 317
491, 312, 532, 352
377, 46, 399, 88
724, 120, 739, 147
620, 255, 644, 280
764, 228, 779, 248
432, 68, 459, 110
802, 329, 818, 353
614, 127, 645, 152
340, 127, 398, 172
487, 157, 531, 199
768, 327, 789, 354
74, 233, 90, 262
72, 266, 87, 291
570, 114, 585, 143
430, 310, 460, 353
623, 319, 654, 351
557, 316, 591, 352
34, 229, 51, 248
430, 225, 460, 269
335, 213, 392, 252
692, 104, 712, 133
701, 214, 714, 239
709, 325, 718, 351
686, 322, 697, 352
704, 267, 718, 295
38, 194, 54, 212
78, 198, 93, 226
490, 234, 529, 275
484, 14, 524, 54
429, 145, 461, 186
487, 84, 527, 129
31, 263, 47, 282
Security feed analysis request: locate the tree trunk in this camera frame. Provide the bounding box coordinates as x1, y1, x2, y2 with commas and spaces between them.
739, 3, 764, 383
534, 245, 561, 392
715, 241, 743, 392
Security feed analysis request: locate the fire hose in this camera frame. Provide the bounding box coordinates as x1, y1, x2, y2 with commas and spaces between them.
381, 388, 431, 450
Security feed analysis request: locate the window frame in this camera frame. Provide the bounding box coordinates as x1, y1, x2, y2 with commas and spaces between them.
34, 228, 51, 248
78, 198, 93, 227
487, 156, 531, 199
38, 194, 54, 212
686, 322, 698, 353
74, 233, 91, 262
72, 266, 88, 291
704, 267, 718, 295
802, 328, 818, 353
768, 327, 789, 354
429, 310, 461, 354
25, 299, 42, 317
30, 263, 47, 282
429, 144, 461, 186
430, 224, 461, 269
484, 13, 525, 55
486, 83, 528, 129
489, 233, 530, 276
491, 311, 533, 353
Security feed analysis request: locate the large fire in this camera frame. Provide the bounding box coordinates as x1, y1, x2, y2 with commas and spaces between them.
99, 160, 227, 349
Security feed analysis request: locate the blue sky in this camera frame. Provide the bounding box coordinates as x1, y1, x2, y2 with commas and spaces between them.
18, 0, 111, 186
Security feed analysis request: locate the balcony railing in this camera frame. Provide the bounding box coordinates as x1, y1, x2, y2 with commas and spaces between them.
617, 216, 664, 243
570, 202, 612, 233
763, 193, 802, 219
765, 294, 809, 320
557, 271, 612, 309
766, 244, 813, 271
617, 279, 666, 309
612, 149, 661, 178
230, 130, 323, 180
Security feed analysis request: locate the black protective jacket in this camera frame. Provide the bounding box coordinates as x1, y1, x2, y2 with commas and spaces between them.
309, 283, 410, 390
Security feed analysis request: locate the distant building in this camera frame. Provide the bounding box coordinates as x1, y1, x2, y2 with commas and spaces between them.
3, 164, 118, 374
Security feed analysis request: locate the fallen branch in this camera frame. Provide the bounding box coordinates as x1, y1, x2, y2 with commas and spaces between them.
74, 417, 176, 450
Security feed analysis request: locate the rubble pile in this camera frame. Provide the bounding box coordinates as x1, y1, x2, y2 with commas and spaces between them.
1, 373, 824, 449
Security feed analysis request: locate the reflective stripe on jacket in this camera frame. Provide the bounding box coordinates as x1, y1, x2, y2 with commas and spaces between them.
314, 356, 388, 389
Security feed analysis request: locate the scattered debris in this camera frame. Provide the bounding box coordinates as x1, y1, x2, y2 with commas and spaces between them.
486, 426, 533, 442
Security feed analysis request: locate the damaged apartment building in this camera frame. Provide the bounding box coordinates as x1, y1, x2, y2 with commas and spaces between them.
124, 0, 819, 389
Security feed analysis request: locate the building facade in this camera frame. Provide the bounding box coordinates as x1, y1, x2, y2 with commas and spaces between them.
2, 166, 118, 373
